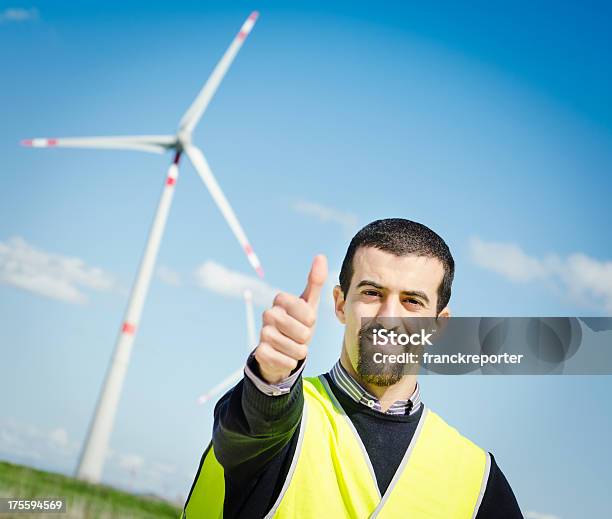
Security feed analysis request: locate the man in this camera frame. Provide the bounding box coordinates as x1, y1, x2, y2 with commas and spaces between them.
182, 218, 523, 518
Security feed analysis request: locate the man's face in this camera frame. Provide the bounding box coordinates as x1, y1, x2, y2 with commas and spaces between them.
333, 246, 450, 386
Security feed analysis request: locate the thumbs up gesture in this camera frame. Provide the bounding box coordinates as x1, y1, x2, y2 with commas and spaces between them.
254, 255, 328, 384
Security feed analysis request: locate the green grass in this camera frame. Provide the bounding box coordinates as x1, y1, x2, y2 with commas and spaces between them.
0, 460, 181, 518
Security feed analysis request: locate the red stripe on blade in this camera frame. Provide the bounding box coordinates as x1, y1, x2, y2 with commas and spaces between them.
122, 322, 136, 335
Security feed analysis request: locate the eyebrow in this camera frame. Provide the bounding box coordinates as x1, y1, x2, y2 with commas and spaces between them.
356, 280, 431, 304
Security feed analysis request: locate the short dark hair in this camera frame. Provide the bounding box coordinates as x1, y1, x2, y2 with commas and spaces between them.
339, 218, 454, 314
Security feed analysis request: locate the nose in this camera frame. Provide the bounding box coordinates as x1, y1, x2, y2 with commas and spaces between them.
377, 296, 403, 320
375, 296, 414, 334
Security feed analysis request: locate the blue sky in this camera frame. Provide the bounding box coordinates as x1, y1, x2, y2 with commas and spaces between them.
1, 1, 611, 516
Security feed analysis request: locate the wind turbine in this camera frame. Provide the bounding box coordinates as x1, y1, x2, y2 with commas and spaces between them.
196, 289, 257, 405
21, 11, 263, 484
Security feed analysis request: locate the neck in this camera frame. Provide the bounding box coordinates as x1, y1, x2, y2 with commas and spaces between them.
340, 348, 418, 413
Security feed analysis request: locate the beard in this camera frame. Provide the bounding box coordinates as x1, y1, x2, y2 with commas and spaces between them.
353, 318, 429, 387
355, 322, 406, 387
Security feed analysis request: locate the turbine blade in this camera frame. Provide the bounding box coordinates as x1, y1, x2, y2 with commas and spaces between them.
179, 11, 259, 135
197, 368, 243, 405
185, 145, 264, 277
197, 290, 259, 405
21, 135, 176, 154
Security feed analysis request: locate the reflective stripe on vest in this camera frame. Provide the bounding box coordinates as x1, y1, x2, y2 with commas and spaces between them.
183, 375, 490, 518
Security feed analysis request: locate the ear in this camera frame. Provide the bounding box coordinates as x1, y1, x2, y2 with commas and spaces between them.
434, 306, 451, 336
437, 306, 451, 318
333, 285, 347, 324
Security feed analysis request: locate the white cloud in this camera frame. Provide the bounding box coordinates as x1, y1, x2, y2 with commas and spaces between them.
118, 453, 145, 473
525, 512, 561, 519
194, 260, 280, 307
292, 200, 358, 235
107, 452, 179, 497
0, 236, 118, 304
469, 236, 612, 312
469, 236, 546, 282
0, 419, 77, 463
0, 7, 39, 23
0, 418, 181, 501
0, 424, 42, 461
48, 427, 69, 449
157, 265, 181, 287
150, 461, 177, 476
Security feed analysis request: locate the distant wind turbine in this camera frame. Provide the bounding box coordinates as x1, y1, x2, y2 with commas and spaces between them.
196, 289, 257, 405
22, 11, 263, 483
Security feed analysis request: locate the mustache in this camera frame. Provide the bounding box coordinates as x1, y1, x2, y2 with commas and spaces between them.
358, 317, 438, 339
357, 319, 411, 340
357, 322, 404, 349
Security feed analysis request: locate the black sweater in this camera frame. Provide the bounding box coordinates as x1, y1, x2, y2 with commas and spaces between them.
196, 367, 523, 518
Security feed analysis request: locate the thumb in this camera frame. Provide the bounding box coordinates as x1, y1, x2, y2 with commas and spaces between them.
300, 254, 328, 309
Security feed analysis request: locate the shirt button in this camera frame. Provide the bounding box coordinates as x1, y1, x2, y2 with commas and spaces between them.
367, 400, 375, 408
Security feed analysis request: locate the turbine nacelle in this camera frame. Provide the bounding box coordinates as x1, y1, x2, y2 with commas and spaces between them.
176, 130, 192, 152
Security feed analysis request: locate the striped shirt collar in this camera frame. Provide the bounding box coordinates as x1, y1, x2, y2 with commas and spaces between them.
328, 360, 421, 416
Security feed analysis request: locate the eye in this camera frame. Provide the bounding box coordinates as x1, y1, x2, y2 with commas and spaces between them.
404, 298, 423, 307
362, 290, 381, 297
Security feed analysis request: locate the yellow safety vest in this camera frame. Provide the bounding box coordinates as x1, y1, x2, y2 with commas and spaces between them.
182, 375, 490, 518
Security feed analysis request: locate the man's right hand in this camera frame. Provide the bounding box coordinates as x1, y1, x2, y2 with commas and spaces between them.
254, 255, 328, 384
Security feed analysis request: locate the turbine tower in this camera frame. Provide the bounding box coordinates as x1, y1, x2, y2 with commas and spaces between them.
22, 11, 262, 483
